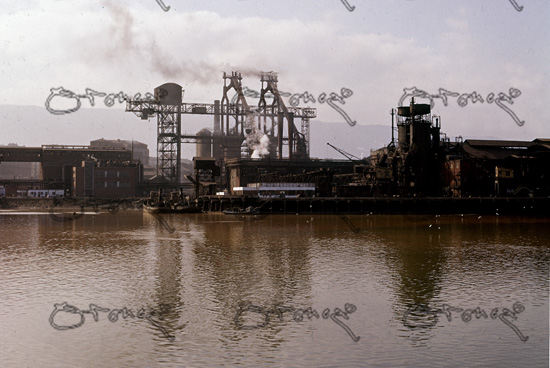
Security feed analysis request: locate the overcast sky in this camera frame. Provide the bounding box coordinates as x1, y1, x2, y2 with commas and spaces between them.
1, 0, 549, 150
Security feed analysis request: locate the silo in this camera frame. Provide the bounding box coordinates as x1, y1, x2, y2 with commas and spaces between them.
396, 103, 431, 151
196, 129, 212, 158
413, 121, 432, 152
212, 100, 224, 161
224, 136, 244, 161
398, 123, 410, 149
268, 135, 278, 158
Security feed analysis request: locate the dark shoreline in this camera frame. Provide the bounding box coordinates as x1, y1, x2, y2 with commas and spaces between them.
2, 196, 549, 215
199, 196, 550, 215
0, 197, 143, 210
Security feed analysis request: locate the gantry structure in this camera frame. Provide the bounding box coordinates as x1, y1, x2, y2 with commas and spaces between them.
126, 72, 316, 184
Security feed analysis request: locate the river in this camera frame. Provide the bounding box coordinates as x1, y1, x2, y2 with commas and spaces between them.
0, 209, 548, 367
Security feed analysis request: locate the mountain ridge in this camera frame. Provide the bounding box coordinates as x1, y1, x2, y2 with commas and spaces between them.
0, 104, 502, 160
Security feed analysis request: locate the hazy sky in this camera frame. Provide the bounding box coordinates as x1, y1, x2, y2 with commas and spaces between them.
1, 0, 549, 149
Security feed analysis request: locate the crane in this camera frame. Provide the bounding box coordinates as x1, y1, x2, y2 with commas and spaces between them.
326, 142, 361, 161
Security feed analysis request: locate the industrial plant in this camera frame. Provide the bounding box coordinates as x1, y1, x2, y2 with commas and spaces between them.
1, 71, 549, 214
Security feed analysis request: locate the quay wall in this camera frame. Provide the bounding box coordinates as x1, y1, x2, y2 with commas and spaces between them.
0, 197, 55, 209
198, 196, 550, 215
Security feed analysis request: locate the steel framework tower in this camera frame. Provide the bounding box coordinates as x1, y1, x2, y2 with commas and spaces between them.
156, 103, 182, 183
258, 72, 312, 159
126, 73, 317, 184
127, 83, 183, 184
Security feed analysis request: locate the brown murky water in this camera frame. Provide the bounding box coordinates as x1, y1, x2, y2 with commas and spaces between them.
1, 210, 548, 367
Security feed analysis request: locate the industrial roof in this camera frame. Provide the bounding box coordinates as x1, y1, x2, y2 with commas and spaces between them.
463, 139, 532, 160
90, 138, 148, 148
533, 138, 550, 150
464, 139, 533, 148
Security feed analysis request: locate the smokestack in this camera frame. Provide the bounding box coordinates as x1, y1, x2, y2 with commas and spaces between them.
409, 97, 415, 148
214, 100, 220, 133
212, 100, 223, 162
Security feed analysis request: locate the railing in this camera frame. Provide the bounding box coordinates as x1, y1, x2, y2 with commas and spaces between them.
42, 145, 126, 151
126, 100, 317, 119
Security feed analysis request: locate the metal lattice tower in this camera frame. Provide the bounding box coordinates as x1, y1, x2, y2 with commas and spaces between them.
301, 118, 310, 157
258, 71, 313, 159
126, 75, 317, 184
126, 83, 183, 184
156, 104, 181, 183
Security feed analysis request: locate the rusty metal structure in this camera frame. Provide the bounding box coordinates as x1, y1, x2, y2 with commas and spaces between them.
258, 71, 311, 159
126, 72, 316, 184
368, 98, 443, 196
394, 97, 442, 195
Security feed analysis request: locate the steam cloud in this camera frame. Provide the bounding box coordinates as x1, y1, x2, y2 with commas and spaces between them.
251, 134, 270, 158
245, 113, 270, 158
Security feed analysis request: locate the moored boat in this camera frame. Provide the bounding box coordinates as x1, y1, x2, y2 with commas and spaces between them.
223, 206, 262, 215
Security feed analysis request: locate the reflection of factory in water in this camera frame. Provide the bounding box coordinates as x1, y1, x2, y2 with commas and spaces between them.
1, 71, 549, 213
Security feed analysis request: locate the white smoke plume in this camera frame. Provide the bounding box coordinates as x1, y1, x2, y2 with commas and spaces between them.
245, 113, 270, 158
251, 134, 270, 158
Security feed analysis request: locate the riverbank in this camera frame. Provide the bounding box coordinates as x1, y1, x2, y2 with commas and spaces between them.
0, 197, 143, 210
0, 197, 56, 209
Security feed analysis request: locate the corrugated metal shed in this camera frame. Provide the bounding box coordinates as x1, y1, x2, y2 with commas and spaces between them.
463, 139, 533, 160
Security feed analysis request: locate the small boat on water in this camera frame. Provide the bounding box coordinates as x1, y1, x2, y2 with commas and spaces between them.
144, 189, 202, 214
143, 201, 169, 214
144, 205, 201, 214
223, 206, 262, 215
171, 203, 202, 213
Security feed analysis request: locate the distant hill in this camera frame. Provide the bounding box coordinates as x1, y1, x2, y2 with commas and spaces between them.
0, 104, 159, 151
309, 121, 391, 159
0, 104, 501, 162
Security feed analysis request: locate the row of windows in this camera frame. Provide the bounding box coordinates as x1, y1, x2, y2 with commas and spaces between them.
94, 181, 131, 188
95, 170, 131, 178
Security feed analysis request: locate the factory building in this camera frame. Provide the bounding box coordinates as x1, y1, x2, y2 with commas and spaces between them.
0, 144, 141, 198
122, 75, 549, 202
126, 72, 316, 189
90, 138, 150, 166
445, 139, 550, 197
72, 160, 142, 198
5, 73, 545, 202
225, 158, 356, 197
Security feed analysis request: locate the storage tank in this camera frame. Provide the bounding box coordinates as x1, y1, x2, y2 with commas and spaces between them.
196, 129, 212, 158
224, 136, 244, 161
398, 123, 410, 149
212, 100, 224, 161
397, 101, 431, 151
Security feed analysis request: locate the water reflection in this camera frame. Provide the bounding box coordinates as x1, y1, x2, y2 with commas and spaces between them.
145, 213, 185, 341
189, 214, 315, 353
343, 215, 448, 345
372, 214, 550, 346
0, 211, 548, 367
